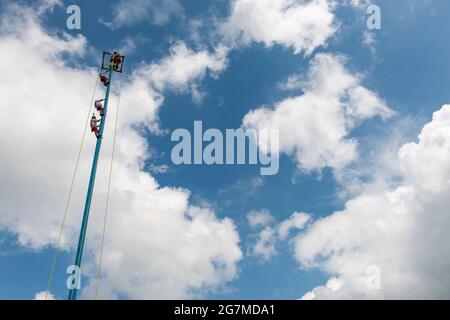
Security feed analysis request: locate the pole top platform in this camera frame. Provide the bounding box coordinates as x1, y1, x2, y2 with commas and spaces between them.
101, 51, 125, 73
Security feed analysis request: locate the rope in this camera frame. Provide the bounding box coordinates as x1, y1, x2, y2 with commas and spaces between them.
95, 74, 122, 299
45, 73, 99, 300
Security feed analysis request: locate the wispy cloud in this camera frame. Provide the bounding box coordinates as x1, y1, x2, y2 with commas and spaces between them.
100, 0, 183, 29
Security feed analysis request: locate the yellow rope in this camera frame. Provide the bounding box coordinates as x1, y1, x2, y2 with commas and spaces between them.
45, 74, 99, 300
95, 74, 122, 299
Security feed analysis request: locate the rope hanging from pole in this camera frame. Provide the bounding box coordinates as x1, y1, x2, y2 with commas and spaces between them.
95, 73, 122, 300
45, 72, 100, 300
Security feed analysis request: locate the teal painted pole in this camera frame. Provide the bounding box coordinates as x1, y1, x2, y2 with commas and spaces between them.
68, 69, 113, 300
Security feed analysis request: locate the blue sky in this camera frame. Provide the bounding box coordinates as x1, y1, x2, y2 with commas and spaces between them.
1, 0, 450, 300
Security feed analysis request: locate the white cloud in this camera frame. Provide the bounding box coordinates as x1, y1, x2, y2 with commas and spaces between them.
101, 0, 183, 28
221, 0, 337, 55
34, 291, 56, 300
0, 4, 241, 299
36, 0, 64, 15
115, 41, 227, 133
84, 205, 242, 299
246, 209, 275, 229
140, 43, 228, 92
296, 105, 450, 299
278, 212, 310, 240
278, 74, 303, 91
252, 227, 277, 261
363, 31, 376, 47
301, 277, 344, 300
249, 211, 310, 261
243, 53, 393, 173
149, 164, 169, 174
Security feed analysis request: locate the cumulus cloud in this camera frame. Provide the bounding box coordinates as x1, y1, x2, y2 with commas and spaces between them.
252, 227, 277, 261
246, 209, 275, 229
301, 278, 344, 300
243, 53, 393, 173
278, 212, 310, 240
34, 291, 56, 300
101, 0, 183, 28
221, 0, 336, 55
296, 105, 450, 299
249, 211, 310, 261
0, 3, 241, 299
135, 42, 228, 104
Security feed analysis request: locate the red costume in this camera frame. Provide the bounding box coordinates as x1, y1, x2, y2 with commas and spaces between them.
111, 53, 123, 70
114, 55, 122, 65
95, 100, 104, 116
90, 115, 101, 138
99, 73, 109, 87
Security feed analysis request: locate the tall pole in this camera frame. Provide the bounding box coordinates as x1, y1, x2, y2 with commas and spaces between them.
68, 69, 113, 300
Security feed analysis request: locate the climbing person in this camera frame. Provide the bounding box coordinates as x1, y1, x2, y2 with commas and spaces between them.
110, 51, 122, 70
94, 99, 105, 117
90, 113, 101, 139
99, 73, 110, 87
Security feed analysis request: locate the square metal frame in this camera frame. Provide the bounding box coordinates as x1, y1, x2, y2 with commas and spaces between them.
101, 51, 125, 73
